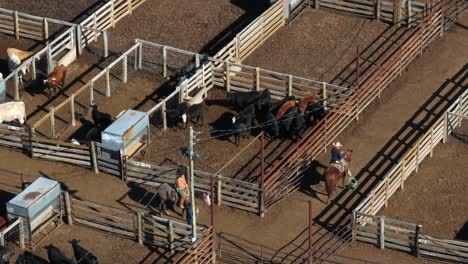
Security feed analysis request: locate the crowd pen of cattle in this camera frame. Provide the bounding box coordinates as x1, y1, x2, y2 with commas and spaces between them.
0, 0, 466, 263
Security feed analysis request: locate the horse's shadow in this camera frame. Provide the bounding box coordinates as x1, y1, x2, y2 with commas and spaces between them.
300, 160, 327, 203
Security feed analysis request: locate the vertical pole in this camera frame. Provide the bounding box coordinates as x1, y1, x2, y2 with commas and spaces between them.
429, 127, 434, 157
379, 216, 385, 249
415, 144, 419, 173
255, 67, 260, 91
90, 81, 95, 106
162, 101, 167, 130
103, 31, 109, 58
105, 68, 111, 97
217, 176, 222, 206
352, 210, 357, 242
288, 74, 293, 96
168, 220, 174, 254
308, 200, 313, 264
401, 159, 406, 189
407, 0, 412, 27
210, 176, 215, 228
355, 46, 360, 121
384, 178, 389, 207
127, 0, 133, 14
195, 54, 200, 69
50, 107, 56, 139
189, 126, 197, 242
110, 1, 116, 27
440, 5, 444, 37
235, 36, 240, 59
47, 45, 52, 74
123, 55, 128, 83
225, 61, 231, 92
393, 0, 401, 25
43, 18, 49, 45
119, 149, 125, 181
28, 126, 34, 158
90, 141, 99, 173
415, 225, 421, 257
315, 0, 320, 9
138, 43, 143, 70
14, 71, 19, 101
76, 26, 83, 56
137, 212, 143, 245
64, 192, 73, 226
14, 11, 19, 40
443, 112, 448, 143
70, 94, 76, 126
376, 0, 381, 21
322, 82, 327, 109
0, 232, 3, 246
162, 46, 167, 78
260, 132, 265, 217
19, 217, 24, 249
93, 13, 98, 42
31, 56, 37, 80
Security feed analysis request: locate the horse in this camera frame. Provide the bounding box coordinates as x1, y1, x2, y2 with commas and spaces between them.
322, 149, 353, 204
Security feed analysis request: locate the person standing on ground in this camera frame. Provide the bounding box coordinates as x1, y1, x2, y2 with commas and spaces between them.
184, 199, 199, 226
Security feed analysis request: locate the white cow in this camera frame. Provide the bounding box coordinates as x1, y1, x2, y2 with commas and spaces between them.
7, 48, 35, 83
0, 101, 26, 124
185, 88, 207, 105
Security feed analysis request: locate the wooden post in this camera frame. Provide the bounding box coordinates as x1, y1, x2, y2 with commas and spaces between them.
90, 141, 99, 173
50, 107, 56, 139
103, 69, 110, 98
315, 0, 320, 9
288, 74, 293, 96
235, 37, 240, 59
103, 31, 109, 58
90, 81, 95, 106
162, 101, 167, 130
393, 0, 401, 25
440, 5, 444, 37
138, 43, 143, 70
14, 71, 19, 101
259, 132, 265, 217
127, 0, 133, 14
407, 0, 412, 27
400, 159, 406, 189
14, 11, 19, 40
308, 200, 313, 264
137, 212, 143, 245
195, 54, 200, 69
47, 46, 52, 74
19, 217, 24, 249
352, 210, 357, 241
0, 231, 4, 246
64, 192, 73, 226
355, 46, 360, 121
123, 55, 128, 83
110, 1, 116, 27
370, 191, 376, 214
414, 225, 421, 257
379, 216, 385, 249
225, 61, 231, 92
43, 18, 49, 44
162, 46, 167, 78
217, 176, 222, 206
429, 127, 434, 157
119, 149, 125, 182
255, 67, 260, 91
70, 94, 76, 126
31, 56, 37, 80
384, 178, 389, 207
168, 220, 174, 254
415, 144, 419, 173
322, 82, 327, 109
210, 176, 215, 228
443, 112, 448, 143
376, 0, 381, 21
92, 13, 98, 42
28, 126, 34, 158
76, 26, 83, 56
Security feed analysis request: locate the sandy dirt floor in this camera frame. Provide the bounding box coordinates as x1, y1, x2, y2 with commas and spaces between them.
0, 4, 466, 264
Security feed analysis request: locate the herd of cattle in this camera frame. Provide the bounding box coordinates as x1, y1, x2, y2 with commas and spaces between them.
165, 88, 328, 145
0, 240, 97, 264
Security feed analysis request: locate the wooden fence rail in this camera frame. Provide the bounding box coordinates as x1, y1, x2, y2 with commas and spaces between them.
260, 0, 466, 213
176, 227, 215, 264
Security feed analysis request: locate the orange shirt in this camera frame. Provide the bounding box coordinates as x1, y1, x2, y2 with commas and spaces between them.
176, 176, 188, 190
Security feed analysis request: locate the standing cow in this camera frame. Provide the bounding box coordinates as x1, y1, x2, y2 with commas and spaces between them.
7, 48, 34, 84
0, 101, 26, 124
154, 183, 179, 215
43, 64, 67, 97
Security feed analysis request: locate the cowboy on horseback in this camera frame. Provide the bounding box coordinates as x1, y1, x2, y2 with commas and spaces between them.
331, 142, 350, 177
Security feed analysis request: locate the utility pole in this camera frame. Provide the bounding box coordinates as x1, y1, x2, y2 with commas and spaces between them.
188, 126, 197, 242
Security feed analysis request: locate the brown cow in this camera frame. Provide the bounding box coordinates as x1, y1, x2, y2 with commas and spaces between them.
275, 100, 297, 118
297, 95, 317, 113
43, 64, 67, 97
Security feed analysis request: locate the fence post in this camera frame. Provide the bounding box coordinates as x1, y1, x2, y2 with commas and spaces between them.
379, 216, 385, 249
31, 56, 37, 80
415, 225, 421, 257
47, 45, 52, 74
393, 0, 401, 25
440, 5, 444, 37
415, 144, 419, 173
90, 141, 99, 173
407, 0, 412, 27
235, 36, 240, 59
123, 55, 128, 83
0, 231, 4, 246
168, 220, 174, 254
162, 100, 167, 130
76, 26, 83, 56
384, 178, 389, 207
110, 1, 116, 27
429, 127, 434, 157
70, 94, 76, 126
137, 212, 143, 245
50, 107, 56, 138
315, 0, 320, 9
443, 112, 448, 143
225, 61, 231, 92
127, 0, 133, 14
352, 210, 357, 241
14, 11, 19, 40
308, 200, 313, 264
90, 81, 95, 106
28, 126, 34, 158
64, 192, 73, 226
259, 132, 265, 217
217, 176, 222, 206
210, 176, 215, 228
14, 71, 19, 101
43, 18, 49, 44
195, 54, 200, 69
288, 75, 293, 96
162, 46, 167, 79
93, 13, 98, 42
322, 82, 327, 109
255, 67, 260, 91
376, 0, 381, 21
119, 149, 126, 181
103, 31, 109, 58
19, 217, 24, 249
138, 42, 143, 70
400, 159, 406, 190
105, 68, 111, 97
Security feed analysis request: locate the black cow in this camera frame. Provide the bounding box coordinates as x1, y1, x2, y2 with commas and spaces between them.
154, 183, 179, 215
166, 102, 203, 128
280, 107, 307, 140
256, 106, 279, 138
231, 104, 256, 145
305, 101, 328, 125
91, 105, 113, 130
226, 90, 262, 110
46, 244, 74, 264
15, 252, 49, 264
71, 239, 98, 264
256, 89, 272, 111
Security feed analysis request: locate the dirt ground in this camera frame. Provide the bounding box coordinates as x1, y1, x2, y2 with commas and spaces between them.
0, 3, 466, 264
382, 125, 468, 240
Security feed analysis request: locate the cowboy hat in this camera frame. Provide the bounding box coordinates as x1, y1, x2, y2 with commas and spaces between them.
333, 142, 342, 147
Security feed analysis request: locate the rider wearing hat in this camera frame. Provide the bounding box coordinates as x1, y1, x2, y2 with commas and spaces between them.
331, 142, 343, 163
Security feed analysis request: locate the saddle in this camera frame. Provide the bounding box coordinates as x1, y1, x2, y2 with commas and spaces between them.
329, 160, 348, 174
